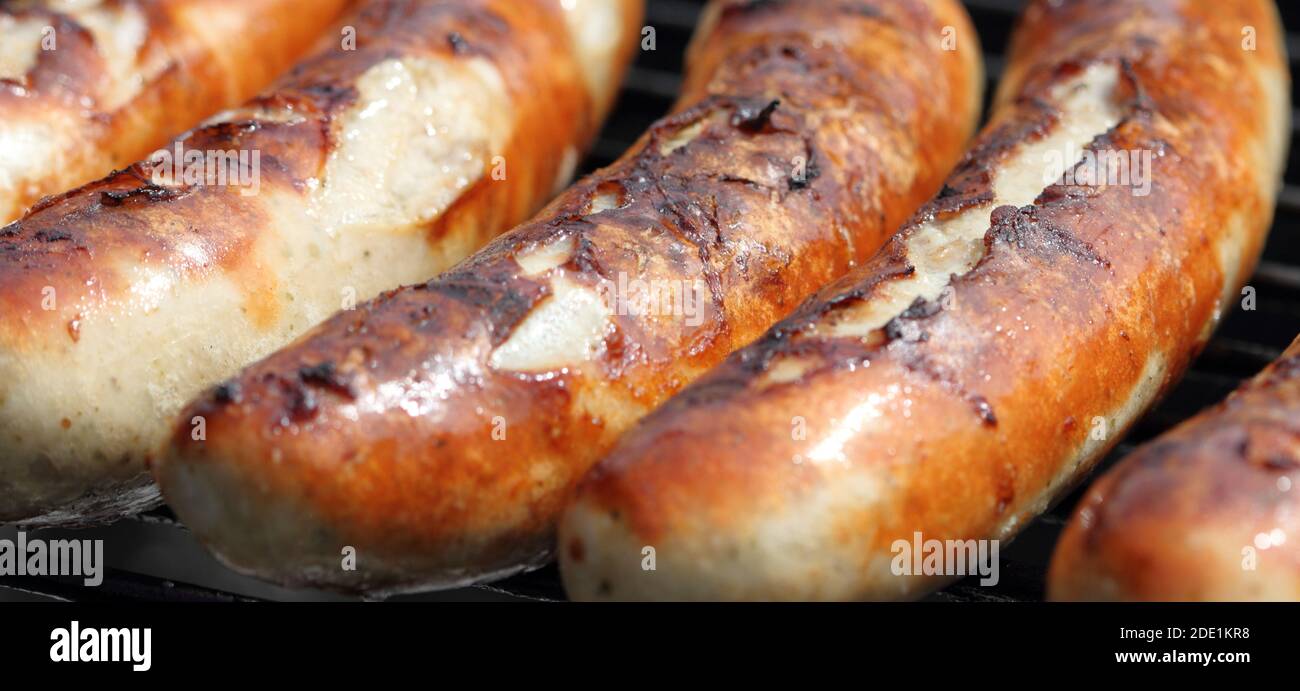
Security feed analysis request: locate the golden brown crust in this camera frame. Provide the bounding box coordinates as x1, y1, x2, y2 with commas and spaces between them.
0, 0, 351, 224
1050, 335, 1300, 601
155, 0, 984, 593
559, 0, 1289, 600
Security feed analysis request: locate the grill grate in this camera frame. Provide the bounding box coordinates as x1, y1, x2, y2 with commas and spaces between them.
2, 0, 1296, 602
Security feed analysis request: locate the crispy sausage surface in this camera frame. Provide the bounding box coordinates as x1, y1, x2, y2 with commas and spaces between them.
1050, 334, 1300, 601
560, 0, 1290, 601
155, 0, 984, 594
0, 0, 351, 225
0, 0, 642, 526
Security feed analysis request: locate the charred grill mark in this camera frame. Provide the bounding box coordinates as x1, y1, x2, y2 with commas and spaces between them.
447, 31, 469, 54
983, 204, 1110, 268
648, 178, 730, 341
974, 396, 998, 426
1117, 58, 1156, 114
213, 381, 243, 405
883, 316, 926, 344
87, 160, 196, 208
806, 260, 914, 324
1226, 425, 1300, 476
99, 184, 188, 208
923, 175, 994, 220
564, 228, 611, 277
243, 366, 346, 427
298, 362, 356, 399
429, 275, 547, 345
730, 98, 780, 133
33, 229, 71, 242
882, 295, 946, 344
732, 267, 916, 375
209, 90, 353, 185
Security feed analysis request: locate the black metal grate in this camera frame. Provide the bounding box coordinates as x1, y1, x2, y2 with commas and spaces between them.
2, 0, 1297, 602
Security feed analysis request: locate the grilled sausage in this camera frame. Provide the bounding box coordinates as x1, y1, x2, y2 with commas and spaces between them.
0, 0, 352, 225
0, 0, 643, 526
560, 0, 1291, 601
1050, 334, 1300, 601
154, 0, 984, 595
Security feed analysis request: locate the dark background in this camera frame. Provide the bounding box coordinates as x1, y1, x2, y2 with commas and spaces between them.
2, 0, 1297, 602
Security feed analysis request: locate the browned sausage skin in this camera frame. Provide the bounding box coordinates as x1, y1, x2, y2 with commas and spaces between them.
155, 0, 983, 594
0, 0, 641, 526
0, 0, 353, 225
1050, 334, 1300, 601
560, 0, 1289, 601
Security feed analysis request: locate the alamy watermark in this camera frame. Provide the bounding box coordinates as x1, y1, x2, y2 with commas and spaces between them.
1044, 142, 1153, 197
50, 621, 151, 672
0, 531, 103, 586
890, 532, 1000, 586
148, 141, 261, 196
597, 272, 708, 327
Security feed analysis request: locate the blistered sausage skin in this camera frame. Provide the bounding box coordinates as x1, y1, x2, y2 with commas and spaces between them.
0, 0, 642, 526
155, 0, 983, 595
560, 0, 1290, 601
0, 0, 352, 225
1050, 334, 1300, 601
